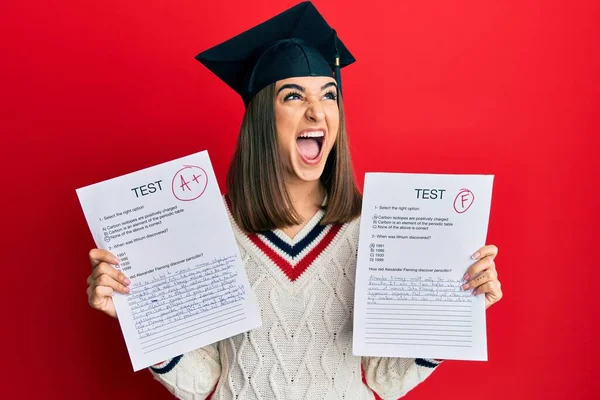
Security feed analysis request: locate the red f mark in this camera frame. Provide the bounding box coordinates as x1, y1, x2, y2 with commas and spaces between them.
460, 193, 471, 208
453, 189, 475, 214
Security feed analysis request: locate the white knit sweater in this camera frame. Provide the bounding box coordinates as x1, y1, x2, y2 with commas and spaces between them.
149, 200, 442, 399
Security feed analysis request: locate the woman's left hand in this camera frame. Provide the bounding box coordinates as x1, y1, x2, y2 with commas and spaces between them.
461, 245, 503, 309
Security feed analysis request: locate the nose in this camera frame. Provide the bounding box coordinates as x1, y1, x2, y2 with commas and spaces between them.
305, 101, 325, 122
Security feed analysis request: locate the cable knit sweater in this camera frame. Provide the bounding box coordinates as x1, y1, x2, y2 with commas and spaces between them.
149, 199, 442, 399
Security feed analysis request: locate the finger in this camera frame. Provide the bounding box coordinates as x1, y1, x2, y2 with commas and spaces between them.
91, 262, 130, 286
471, 245, 498, 261
462, 269, 496, 291
93, 274, 130, 294
88, 285, 115, 308
473, 280, 502, 298
89, 249, 120, 268
463, 256, 496, 281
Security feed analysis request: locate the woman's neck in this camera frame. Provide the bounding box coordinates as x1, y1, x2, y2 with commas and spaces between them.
281, 178, 325, 238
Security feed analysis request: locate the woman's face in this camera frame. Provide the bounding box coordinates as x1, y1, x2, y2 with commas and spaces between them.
274, 76, 339, 183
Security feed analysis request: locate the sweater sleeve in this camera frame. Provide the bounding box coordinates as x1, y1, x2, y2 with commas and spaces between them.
148, 343, 221, 400
361, 357, 442, 399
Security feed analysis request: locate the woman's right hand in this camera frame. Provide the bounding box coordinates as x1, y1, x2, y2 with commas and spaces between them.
86, 249, 131, 319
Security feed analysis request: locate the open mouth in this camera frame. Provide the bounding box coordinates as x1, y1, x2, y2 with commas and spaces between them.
296, 130, 325, 162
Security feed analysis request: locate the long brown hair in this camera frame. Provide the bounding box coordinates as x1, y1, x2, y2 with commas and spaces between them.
226, 82, 362, 233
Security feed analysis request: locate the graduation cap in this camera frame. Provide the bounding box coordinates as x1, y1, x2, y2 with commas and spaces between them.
195, 1, 355, 107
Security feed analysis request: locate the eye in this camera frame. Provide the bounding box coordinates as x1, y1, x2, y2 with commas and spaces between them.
283, 91, 304, 101
323, 90, 338, 101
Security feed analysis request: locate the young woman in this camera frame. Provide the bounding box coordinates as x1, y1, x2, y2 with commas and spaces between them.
85, 2, 503, 399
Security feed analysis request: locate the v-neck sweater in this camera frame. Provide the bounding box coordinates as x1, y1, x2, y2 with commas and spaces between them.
149, 197, 442, 399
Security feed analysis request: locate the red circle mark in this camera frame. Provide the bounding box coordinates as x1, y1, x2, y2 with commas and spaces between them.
453, 188, 475, 214
171, 165, 208, 202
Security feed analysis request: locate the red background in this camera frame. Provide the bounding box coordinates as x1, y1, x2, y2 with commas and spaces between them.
1, 0, 598, 399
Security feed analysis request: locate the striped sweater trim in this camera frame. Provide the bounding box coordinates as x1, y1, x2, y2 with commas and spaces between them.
260, 222, 328, 258
415, 358, 441, 368
248, 224, 342, 282
224, 194, 343, 282
260, 224, 332, 265
149, 355, 183, 374
150, 355, 217, 399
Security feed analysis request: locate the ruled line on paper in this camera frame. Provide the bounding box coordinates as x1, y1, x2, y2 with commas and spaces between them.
143, 317, 247, 354
128, 255, 248, 341
365, 274, 474, 347
140, 306, 244, 343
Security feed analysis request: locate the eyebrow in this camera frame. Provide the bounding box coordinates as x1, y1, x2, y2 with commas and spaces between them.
277, 82, 338, 94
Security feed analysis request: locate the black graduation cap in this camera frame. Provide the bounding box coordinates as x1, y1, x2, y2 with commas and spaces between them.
195, 1, 355, 107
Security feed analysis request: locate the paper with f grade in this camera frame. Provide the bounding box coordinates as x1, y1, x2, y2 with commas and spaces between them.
353, 173, 494, 361
77, 151, 261, 371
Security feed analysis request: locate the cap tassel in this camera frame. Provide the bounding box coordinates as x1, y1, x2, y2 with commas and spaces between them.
333, 30, 342, 97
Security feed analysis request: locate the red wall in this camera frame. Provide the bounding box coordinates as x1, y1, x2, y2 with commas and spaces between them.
1, 0, 598, 398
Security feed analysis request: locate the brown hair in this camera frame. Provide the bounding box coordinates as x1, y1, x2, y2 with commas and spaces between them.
226, 82, 362, 233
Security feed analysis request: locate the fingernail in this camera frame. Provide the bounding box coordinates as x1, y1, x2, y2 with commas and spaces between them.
471, 252, 480, 260
462, 283, 469, 290
463, 273, 470, 280
113, 259, 120, 265
125, 287, 130, 293
472, 290, 477, 296
124, 278, 131, 285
